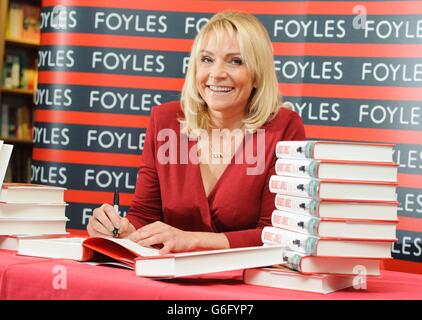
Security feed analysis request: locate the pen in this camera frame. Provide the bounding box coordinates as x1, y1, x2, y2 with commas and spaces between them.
112, 188, 119, 238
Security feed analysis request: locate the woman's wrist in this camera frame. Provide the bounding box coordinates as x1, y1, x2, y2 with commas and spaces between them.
190, 231, 230, 251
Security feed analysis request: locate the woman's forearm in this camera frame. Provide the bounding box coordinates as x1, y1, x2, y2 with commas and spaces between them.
190, 231, 230, 250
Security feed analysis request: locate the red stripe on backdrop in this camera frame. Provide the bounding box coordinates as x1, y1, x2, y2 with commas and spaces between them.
38, 72, 185, 91
41, 0, 422, 14
38, 72, 422, 101
398, 174, 422, 189
40, 33, 194, 52
273, 43, 422, 58
40, 33, 422, 58
305, 125, 422, 145
397, 217, 422, 233
280, 84, 422, 101
32, 148, 142, 167
34, 110, 150, 128
65, 189, 134, 206
383, 259, 422, 274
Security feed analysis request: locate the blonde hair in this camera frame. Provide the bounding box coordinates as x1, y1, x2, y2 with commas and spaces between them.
180, 11, 282, 136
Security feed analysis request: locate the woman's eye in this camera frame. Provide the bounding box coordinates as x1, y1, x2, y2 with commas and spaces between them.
201, 56, 213, 63
231, 58, 243, 65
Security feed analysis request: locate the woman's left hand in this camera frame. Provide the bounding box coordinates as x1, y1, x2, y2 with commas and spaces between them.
128, 221, 200, 254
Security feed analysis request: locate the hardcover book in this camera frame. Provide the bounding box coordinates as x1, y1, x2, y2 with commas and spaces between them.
0, 183, 66, 203
275, 141, 394, 163
269, 175, 397, 202
274, 194, 398, 221
275, 158, 398, 182
271, 209, 397, 240
18, 236, 285, 278
0, 203, 67, 218
0, 217, 68, 235
243, 266, 356, 294
0, 234, 68, 251
276, 249, 381, 275
261, 226, 393, 258
135, 245, 285, 278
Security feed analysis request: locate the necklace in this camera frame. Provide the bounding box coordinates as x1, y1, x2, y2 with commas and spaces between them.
198, 124, 245, 161
211, 151, 224, 159
210, 125, 245, 159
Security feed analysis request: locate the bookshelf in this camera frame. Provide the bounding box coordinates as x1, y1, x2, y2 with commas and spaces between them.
0, 0, 41, 183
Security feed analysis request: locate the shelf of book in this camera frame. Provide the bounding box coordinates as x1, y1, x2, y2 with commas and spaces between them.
0, 0, 40, 183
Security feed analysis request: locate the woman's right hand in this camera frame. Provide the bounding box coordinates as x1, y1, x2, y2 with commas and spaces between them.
87, 203, 136, 238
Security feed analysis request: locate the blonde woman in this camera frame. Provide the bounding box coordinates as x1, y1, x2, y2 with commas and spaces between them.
87, 12, 305, 253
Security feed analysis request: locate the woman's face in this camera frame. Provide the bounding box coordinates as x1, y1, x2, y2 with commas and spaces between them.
196, 32, 255, 116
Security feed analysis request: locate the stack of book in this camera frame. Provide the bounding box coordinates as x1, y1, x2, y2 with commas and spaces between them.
244, 140, 399, 294
0, 183, 69, 250
0, 141, 66, 249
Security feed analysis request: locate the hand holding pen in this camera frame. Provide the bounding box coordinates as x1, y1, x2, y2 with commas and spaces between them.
112, 189, 120, 238
86, 188, 136, 238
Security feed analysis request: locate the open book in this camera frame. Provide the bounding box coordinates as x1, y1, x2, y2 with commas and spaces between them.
17, 236, 285, 277
17, 237, 161, 268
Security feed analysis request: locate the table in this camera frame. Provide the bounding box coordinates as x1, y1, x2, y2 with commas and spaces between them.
0, 249, 421, 300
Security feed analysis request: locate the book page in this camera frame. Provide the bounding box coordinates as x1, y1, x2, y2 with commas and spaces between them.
107, 238, 160, 257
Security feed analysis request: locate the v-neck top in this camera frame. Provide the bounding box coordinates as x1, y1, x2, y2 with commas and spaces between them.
126, 101, 306, 248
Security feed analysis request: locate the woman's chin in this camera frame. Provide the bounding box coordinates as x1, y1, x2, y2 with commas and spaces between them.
206, 103, 234, 113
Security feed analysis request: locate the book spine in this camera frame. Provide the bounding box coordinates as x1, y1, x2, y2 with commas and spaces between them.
261, 226, 318, 255
275, 194, 319, 216
272, 210, 320, 236
1, 104, 10, 138
275, 159, 319, 178
269, 175, 319, 198
281, 250, 306, 272
275, 141, 315, 159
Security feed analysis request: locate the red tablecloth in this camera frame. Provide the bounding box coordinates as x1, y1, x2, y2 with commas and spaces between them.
0, 249, 421, 300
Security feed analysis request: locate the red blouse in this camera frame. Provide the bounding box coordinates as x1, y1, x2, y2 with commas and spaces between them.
126, 101, 306, 248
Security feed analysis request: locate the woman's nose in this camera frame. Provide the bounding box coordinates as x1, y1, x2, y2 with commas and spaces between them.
209, 61, 227, 79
